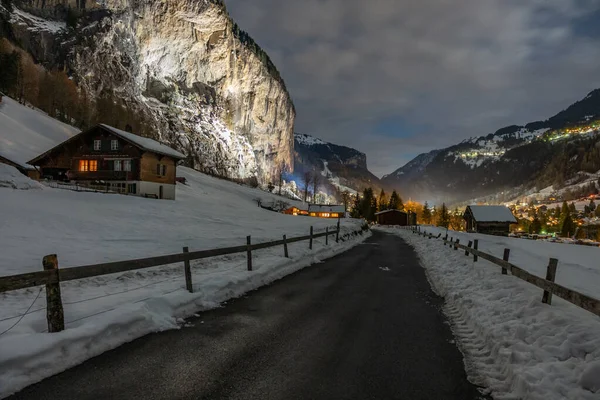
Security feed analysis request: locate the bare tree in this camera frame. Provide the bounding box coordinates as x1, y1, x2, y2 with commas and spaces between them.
277, 162, 287, 196
341, 190, 351, 211
302, 171, 312, 203
312, 170, 321, 204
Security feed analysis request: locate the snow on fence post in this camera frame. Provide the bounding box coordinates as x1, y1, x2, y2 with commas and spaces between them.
283, 234, 289, 258
542, 258, 558, 305
43, 254, 64, 333
502, 249, 510, 275
309, 226, 313, 250
466, 241, 472, 256
454, 239, 460, 250
326, 227, 329, 245
246, 236, 253, 271
183, 247, 193, 293
473, 240, 479, 262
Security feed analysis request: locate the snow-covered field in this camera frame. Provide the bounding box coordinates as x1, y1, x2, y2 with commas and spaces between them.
413, 226, 600, 300
382, 227, 600, 400
0, 165, 368, 397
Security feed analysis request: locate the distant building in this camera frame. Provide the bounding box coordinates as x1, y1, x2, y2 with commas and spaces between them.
307, 204, 345, 218
463, 205, 517, 236
28, 124, 185, 200
375, 209, 416, 226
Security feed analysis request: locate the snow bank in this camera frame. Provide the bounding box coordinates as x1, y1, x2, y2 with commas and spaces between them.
382, 227, 600, 400
414, 226, 600, 299
0, 164, 42, 190
0, 229, 370, 398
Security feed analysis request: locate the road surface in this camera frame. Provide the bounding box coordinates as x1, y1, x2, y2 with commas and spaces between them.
10, 231, 485, 400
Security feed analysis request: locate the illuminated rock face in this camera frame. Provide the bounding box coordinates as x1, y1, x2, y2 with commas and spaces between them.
10, 0, 295, 181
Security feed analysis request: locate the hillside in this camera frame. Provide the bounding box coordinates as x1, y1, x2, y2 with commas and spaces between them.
294, 133, 382, 195
382, 89, 600, 203
1, 0, 294, 183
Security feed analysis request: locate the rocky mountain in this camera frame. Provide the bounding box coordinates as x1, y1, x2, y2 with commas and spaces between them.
293, 133, 381, 194
2, 0, 294, 182
382, 89, 600, 204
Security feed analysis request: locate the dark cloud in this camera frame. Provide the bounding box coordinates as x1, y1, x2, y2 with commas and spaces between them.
225, 0, 600, 176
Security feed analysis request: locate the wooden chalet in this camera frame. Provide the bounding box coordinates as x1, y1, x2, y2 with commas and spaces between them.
307, 204, 345, 218
463, 205, 517, 236
28, 124, 186, 200
375, 209, 416, 226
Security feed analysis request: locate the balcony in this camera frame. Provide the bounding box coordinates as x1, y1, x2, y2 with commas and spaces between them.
69, 170, 135, 181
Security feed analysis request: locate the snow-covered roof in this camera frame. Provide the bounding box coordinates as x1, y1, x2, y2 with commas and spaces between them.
465, 205, 517, 223
99, 125, 185, 159
374, 209, 407, 216
308, 204, 345, 213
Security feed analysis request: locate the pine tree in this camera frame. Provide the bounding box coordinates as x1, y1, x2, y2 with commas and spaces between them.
561, 201, 569, 217
530, 215, 542, 234
422, 201, 432, 224
378, 189, 388, 212
437, 203, 450, 228
569, 202, 577, 214
361, 188, 376, 222
561, 212, 575, 238
350, 193, 361, 218
590, 199, 596, 212
388, 190, 401, 210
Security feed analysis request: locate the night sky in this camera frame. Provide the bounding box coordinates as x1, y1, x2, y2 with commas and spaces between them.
225, 0, 600, 177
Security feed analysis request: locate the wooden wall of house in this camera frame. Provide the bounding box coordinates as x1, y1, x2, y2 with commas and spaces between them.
140, 152, 177, 185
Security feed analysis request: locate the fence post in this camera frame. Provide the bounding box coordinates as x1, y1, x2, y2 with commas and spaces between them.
336, 219, 340, 243
283, 234, 289, 258
465, 240, 472, 256
183, 247, 193, 293
502, 248, 510, 275
247, 235, 252, 271
473, 239, 479, 262
309, 226, 313, 249
542, 258, 558, 304
444, 234, 448, 246
326, 227, 329, 245
454, 239, 460, 250
43, 254, 64, 333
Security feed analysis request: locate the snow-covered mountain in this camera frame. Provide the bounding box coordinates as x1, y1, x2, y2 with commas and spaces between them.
294, 133, 381, 194
382, 89, 600, 204
2, 0, 294, 183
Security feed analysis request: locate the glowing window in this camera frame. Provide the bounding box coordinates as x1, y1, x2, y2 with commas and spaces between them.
310, 212, 316, 217
89, 160, 98, 171
79, 160, 89, 172
331, 213, 338, 218
322, 213, 330, 218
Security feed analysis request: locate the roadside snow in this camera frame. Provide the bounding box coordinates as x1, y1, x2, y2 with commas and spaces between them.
383, 227, 600, 400
0, 229, 369, 398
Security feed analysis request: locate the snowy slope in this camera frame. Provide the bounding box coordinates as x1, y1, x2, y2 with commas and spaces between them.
0, 96, 78, 168
386, 228, 600, 400
0, 164, 368, 397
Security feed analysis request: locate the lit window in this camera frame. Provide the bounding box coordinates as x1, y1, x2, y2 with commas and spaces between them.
114, 160, 122, 171
89, 160, 98, 171
310, 212, 316, 217
322, 213, 330, 218
111, 140, 119, 150
332, 213, 338, 218
93, 140, 101, 151
79, 160, 89, 172
123, 160, 132, 172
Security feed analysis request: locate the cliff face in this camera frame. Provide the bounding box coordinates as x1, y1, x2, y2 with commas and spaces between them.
10, 0, 295, 181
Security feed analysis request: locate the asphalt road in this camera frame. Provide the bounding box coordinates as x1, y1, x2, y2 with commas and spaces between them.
10, 231, 484, 400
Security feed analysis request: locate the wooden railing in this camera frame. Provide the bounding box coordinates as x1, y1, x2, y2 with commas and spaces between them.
0, 223, 368, 333
406, 226, 600, 318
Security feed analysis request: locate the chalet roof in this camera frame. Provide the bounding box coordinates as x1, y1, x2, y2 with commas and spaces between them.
464, 205, 517, 223
308, 204, 345, 213
28, 124, 185, 164
374, 209, 407, 216
99, 125, 185, 160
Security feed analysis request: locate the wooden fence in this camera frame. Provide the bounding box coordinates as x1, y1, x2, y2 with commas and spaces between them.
0, 223, 368, 333
405, 226, 600, 318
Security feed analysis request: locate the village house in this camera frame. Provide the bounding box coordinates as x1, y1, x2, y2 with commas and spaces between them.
463, 205, 517, 236
308, 204, 345, 218
27, 124, 186, 200
375, 209, 416, 226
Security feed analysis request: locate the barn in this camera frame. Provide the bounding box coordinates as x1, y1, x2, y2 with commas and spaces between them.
463, 205, 517, 236
375, 209, 415, 226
